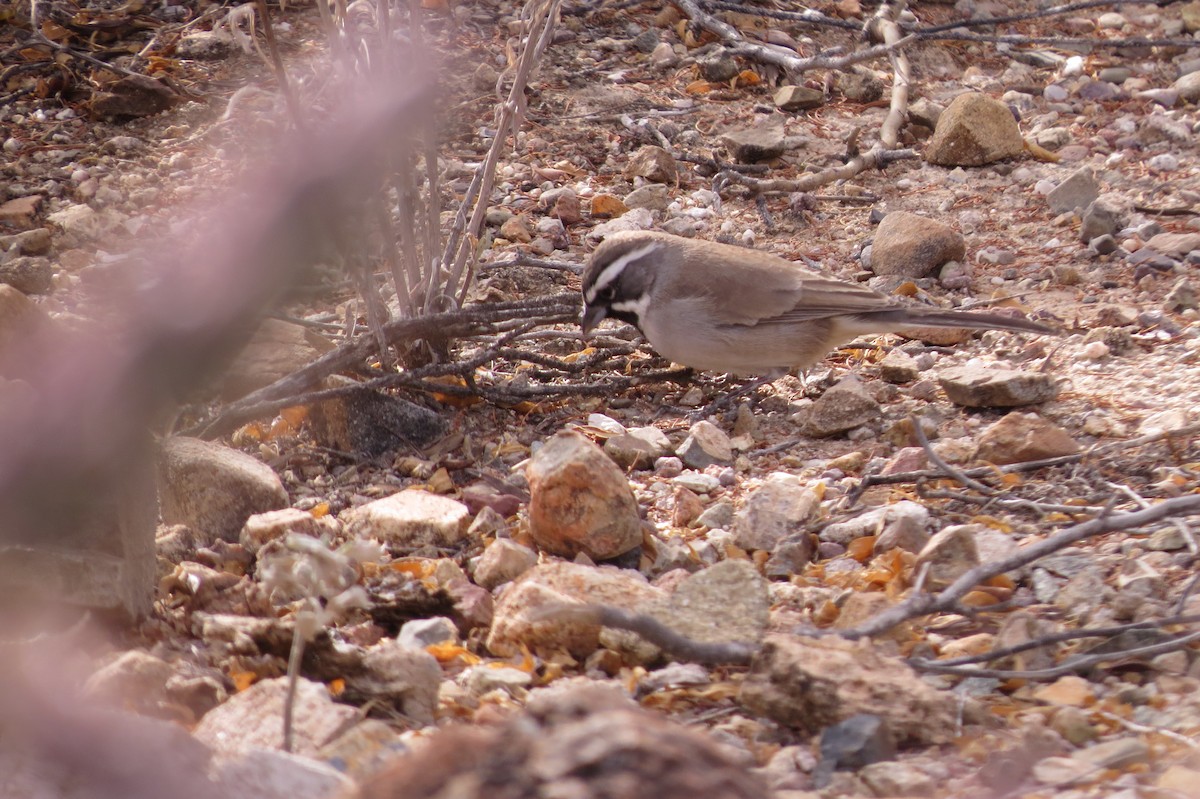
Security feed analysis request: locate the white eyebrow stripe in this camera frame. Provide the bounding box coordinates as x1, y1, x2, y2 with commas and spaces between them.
585, 242, 661, 303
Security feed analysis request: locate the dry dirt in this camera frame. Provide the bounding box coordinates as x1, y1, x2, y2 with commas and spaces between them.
4, 0, 1200, 797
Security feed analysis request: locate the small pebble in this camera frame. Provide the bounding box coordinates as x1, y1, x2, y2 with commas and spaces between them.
1147, 154, 1179, 172
1083, 341, 1110, 360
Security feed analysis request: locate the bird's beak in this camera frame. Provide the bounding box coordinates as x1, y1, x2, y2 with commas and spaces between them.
581, 304, 607, 336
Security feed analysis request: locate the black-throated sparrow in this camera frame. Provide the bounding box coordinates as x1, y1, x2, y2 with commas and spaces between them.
581, 230, 1052, 376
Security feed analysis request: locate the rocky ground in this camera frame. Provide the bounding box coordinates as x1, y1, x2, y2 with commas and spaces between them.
3, 0, 1200, 798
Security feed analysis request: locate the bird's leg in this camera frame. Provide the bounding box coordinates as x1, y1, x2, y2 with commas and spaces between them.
690, 369, 785, 422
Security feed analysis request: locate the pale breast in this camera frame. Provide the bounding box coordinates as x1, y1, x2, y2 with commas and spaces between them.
640, 297, 844, 375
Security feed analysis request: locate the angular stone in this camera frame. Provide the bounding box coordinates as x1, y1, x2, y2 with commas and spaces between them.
624, 145, 677, 183
0, 256, 53, 294
346, 490, 471, 549
1046, 166, 1099, 214
740, 635, 958, 744
774, 85, 825, 111
649, 559, 769, 647
590, 193, 629, 219
976, 412, 1080, 465
1080, 195, 1129, 243
310, 386, 447, 457
1175, 70, 1200, 103
734, 472, 820, 551
88, 73, 177, 119
472, 537, 538, 590
938, 366, 1059, 408
350, 640, 442, 725
805, 375, 882, 436
526, 430, 642, 560
812, 714, 895, 788
720, 119, 790, 163
925, 92, 1024, 166
221, 318, 328, 399
914, 523, 980, 589
158, 437, 289, 544
879, 349, 920, 383
1145, 232, 1200, 259
0, 195, 44, 227
486, 561, 663, 658
870, 211, 966, 278
358, 689, 767, 799
0, 284, 47, 354
676, 420, 733, 469
240, 508, 330, 555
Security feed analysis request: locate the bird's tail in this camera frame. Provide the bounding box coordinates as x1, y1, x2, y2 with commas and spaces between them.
861, 306, 1055, 335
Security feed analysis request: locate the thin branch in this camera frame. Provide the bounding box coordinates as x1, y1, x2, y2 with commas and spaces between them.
909, 629, 1200, 680
713, 148, 919, 197
839, 495, 1200, 639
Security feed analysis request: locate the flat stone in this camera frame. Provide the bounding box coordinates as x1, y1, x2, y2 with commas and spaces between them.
0, 195, 44, 227
741, 635, 958, 744
774, 85, 825, 111
221, 318, 328, 399
0, 256, 53, 294
240, 508, 330, 554
623, 184, 671, 212
1144, 232, 1200, 259
720, 119, 790, 163
938, 366, 1059, 408
214, 748, 356, 799
345, 490, 471, 549
486, 561, 664, 658
1046, 166, 1099, 214
0, 227, 52, 255
649, 559, 769, 647
310, 386, 447, 457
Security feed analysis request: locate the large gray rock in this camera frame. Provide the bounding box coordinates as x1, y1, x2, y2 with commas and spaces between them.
158, 437, 289, 544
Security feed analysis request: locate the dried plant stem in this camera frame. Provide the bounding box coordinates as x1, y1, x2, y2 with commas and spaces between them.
254, 0, 304, 130
282, 628, 305, 753
443, 0, 561, 307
